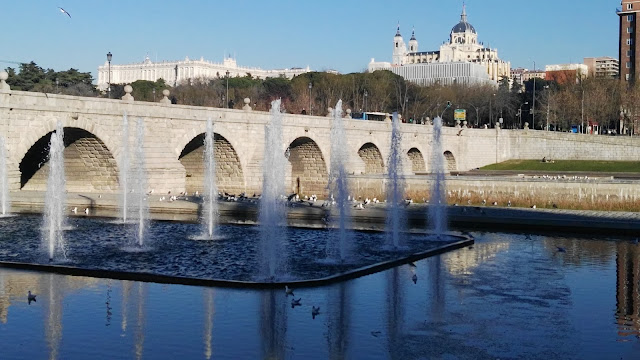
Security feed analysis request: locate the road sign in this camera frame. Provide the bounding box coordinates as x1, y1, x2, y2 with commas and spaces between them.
454, 109, 466, 121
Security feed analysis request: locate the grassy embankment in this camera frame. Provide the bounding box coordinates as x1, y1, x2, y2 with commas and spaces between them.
460, 160, 640, 212
480, 160, 640, 173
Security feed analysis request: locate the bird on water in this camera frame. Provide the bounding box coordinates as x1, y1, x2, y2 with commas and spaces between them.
27, 291, 37, 304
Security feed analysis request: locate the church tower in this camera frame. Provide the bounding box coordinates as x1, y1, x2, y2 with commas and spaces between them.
392, 25, 407, 65
408, 28, 419, 53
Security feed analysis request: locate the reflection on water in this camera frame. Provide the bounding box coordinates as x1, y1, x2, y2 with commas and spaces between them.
327, 283, 350, 360
0, 232, 639, 359
121, 280, 132, 333
203, 288, 214, 359
616, 242, 640, 339
386, 267, 403, 357
44, 274, 63, 360
260, 289, 287, 359
134, 282, 146, 360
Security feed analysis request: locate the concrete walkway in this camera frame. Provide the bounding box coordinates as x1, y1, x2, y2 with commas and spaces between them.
7, 191, 640, 235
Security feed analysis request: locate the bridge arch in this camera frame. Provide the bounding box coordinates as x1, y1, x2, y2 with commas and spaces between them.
443, 150, 457, 172
179, 133, 245, 194
407, 147, 426, 173
358, 142, 385, 174
285, 137, 328, 197
20, 127, 119, 192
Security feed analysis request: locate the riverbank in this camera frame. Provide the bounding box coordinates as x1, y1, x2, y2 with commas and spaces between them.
7, 191, 640, 236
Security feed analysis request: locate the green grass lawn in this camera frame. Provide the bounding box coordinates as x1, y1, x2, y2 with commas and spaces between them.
480, 160, 640, 172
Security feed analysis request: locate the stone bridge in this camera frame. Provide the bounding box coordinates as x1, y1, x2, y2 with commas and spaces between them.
1, 79, 640, 197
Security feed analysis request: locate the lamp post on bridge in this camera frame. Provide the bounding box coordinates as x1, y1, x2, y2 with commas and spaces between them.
519, 101, 529, 129
225, 70, 230, 108
466, 103, 480, 127
308, 82, 312, 115
364, 90, 368, 113
106, 52, 112, 99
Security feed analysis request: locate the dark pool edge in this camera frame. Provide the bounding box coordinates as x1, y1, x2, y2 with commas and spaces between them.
0, 236, 473, 289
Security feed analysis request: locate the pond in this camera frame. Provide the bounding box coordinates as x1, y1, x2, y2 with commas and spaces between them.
0, 227, 638, 359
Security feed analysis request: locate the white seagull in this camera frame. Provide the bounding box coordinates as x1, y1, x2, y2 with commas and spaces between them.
58, 7, 71, 18
285, 286, 294, 297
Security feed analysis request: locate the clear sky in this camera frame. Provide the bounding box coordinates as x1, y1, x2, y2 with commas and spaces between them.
0, 0, 620, 80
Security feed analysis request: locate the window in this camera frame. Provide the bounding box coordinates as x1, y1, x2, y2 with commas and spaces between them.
395, 43, 398, 48
627, 62, 633, 68
626, 74, 631, 80
629, 27, 634, 33
628, 3, 633, 10
628, 50, 633, 57
628, 38, 634, 45
629, 14, 634, 21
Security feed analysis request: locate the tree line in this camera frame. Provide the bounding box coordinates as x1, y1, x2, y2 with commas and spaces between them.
4, 61, 637, 133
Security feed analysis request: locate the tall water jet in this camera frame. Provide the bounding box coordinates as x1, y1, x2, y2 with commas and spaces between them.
258, 99, 287, 280
0, 135, 8, 216
201, 118, 218, 239
428, 117, 448, 236
327, 100, 351, 261
119, 112, 131, 223
130, 118, 149, 246
385, 112, 406, 249
42, 121, 66, 260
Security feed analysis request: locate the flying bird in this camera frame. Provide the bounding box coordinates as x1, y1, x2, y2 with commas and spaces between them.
58, 7, 71, 18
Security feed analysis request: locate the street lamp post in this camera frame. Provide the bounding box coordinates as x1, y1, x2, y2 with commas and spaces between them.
364, 90, 368, 113
55, 78, 59, 94
466, 103, 480, 127
440, 101, 452, 119
152, 88, 156, 102
106, 52, 112, 98
519, 101, 529, 128
225, 70, 230, 108
308, 82, 312, 115
532, 60, 536, 130
581, 88, 585, 134
544, 85, 551, 131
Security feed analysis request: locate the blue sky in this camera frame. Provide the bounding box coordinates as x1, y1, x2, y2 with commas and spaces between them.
0, 0, 620, 80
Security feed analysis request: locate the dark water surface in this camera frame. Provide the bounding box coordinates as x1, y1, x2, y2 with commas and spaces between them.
0, 215, 452, 281
0, 217, 639, 359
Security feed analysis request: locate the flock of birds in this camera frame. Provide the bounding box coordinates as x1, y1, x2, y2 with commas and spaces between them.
285, 286, 320, 319
527, 174, 595, 182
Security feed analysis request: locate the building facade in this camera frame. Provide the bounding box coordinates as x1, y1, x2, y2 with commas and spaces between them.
369, 5, 510, 84
545, 64, 588, 84
584, 57, 620, 78
97, 56, 310, 90
511, 68, 546, 87
618, 1, 640, 82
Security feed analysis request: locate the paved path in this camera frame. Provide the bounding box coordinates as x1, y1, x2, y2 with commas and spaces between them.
7, 191, 640, 235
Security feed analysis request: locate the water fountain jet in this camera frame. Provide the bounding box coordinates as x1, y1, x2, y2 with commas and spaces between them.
119, 112, 131, 223
130, 118, 149, 246
385, 112, 407, 249
327, 100, 351, 261
42, 121, 67, 260
258, 99, 287, 280
201, 118, 218, 239
429, 117, 448, 237
0, 135, 9, 216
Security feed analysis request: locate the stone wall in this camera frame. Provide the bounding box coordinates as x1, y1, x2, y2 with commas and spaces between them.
2, 87, 640, 197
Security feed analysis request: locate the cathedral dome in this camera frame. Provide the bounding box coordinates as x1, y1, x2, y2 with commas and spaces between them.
451, 5, 476, 34
452, 21, 476, 34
